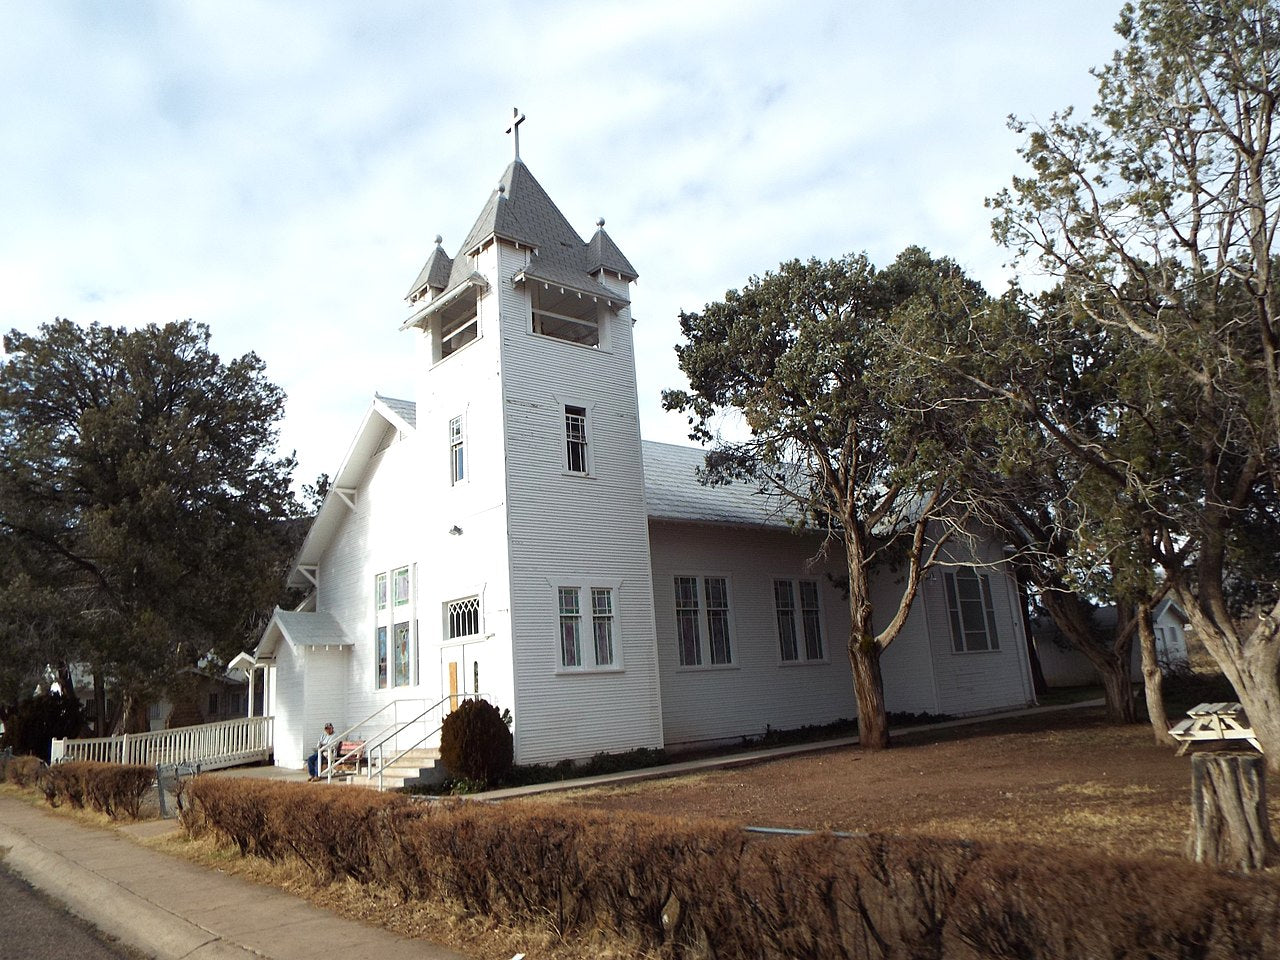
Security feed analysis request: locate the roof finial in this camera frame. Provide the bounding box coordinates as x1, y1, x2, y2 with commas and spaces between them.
596, 217, 605, 228
506, 107, 526, 162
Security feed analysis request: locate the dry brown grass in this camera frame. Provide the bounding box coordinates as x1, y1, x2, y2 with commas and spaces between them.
525, 707, 1280, 862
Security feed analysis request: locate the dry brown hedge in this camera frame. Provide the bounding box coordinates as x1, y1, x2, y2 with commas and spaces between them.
181, 777, 1280, 959
40, 762, 154, 819
1, 754, 44, 787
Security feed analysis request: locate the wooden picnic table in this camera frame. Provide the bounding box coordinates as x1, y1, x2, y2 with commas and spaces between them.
1168, 701, 1261, 755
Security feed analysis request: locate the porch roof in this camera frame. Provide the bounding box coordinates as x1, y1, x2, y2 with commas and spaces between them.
256, 608, 354, 660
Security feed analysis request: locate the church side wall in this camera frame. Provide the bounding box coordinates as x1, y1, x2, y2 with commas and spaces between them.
409, 252, 517, 725
924, 539, 1036, 715
310, 264, 516, 752
499, 248, 664, 764
648, 520, 857, 746
270, 642, 307, 768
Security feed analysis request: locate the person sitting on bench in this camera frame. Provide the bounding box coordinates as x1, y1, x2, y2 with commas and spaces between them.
307, 722, 338, 779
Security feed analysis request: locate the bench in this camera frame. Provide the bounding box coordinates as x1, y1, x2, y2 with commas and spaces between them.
324, 739, 367, 777
1169, 702, 1262, 756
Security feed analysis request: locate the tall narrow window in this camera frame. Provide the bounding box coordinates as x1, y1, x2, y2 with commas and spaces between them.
559, 587, 582, 667
591, 588, 615, 666
376, 626, 388, 688
393, 566, 410, 607
375, 573, 388, 611
774, 580, 799, 661
449, 416, 465, 484
389, 624, 409, 691
565, 405, 588, 473
799, 580, 824, 660
944, 567, 1000, 653
705, 577, 732, 664
675, 576, 702, 666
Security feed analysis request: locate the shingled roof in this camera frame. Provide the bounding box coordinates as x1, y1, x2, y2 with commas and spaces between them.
407, 160, 636, 308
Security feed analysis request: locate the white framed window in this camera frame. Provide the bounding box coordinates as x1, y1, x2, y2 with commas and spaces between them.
675, 575, 734, 667
564, 405, 589, 474
449, 415, 465, 485
447, 596, 481, 640
376, 566, 417, 690
393, 621, 411, 686
531, 285, 602, 347
558, 587, 582, 667
553, 581, 621, 671
774, 579, 825, 662
591, 588, 615, 666
943, 567, 1001, 653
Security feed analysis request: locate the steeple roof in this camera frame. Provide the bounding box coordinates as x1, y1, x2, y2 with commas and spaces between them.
586, 223, 638, 281
407, 158, 638, 310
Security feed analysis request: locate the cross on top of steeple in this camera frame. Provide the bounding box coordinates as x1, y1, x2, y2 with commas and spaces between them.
506, 107, 526, 162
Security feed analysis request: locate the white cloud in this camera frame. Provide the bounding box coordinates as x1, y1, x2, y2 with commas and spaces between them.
1, 0, 1126, 487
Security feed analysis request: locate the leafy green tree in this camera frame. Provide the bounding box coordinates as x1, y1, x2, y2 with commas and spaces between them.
0, 319, 298, 733
989, 0, 1280, 763
903, 287, 1180, 734
664, 248, 988, 750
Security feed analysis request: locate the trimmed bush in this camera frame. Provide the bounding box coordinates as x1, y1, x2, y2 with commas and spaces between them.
438, 698, 513, 786
2, 754, 44, 787
180, 777, 1280, 959
39, 762, 153, 819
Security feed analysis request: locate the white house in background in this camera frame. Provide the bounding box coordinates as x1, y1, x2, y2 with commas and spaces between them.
1031, 597, 1190, 688
246, 124, 1037, 770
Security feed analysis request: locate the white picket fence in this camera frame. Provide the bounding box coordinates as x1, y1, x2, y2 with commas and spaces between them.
50, 716, 273, 771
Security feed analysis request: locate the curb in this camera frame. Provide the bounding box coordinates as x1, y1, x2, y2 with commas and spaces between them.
0, 819, 260, 960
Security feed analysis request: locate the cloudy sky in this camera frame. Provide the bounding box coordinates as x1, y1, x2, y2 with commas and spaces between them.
2, 1, 1126, 490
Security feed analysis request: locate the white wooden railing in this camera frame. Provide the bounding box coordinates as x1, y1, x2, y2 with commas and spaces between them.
50, 716, 273, 771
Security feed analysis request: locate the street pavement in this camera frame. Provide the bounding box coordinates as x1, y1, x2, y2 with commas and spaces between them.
0, 796, 468, 960
0, 860, 145, 960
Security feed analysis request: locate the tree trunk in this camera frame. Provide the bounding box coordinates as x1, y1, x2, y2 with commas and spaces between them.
850, 638, 889, 750
93, 669, 108, 738
1013, 565, 1048, 696
1096, 656, 1137, 724
1184, 604, 1280, 773
1137, 602, 1175, 746
1187, 752, 1277, 872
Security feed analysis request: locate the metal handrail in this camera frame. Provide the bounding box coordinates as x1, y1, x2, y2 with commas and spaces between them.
373, 692, 483, 790
321, 693, 485, 787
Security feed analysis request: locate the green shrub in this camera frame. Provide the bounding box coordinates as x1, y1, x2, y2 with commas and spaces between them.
439, 698, 513, 787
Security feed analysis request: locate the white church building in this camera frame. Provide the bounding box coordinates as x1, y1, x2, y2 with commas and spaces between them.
250, 122, 1037, 770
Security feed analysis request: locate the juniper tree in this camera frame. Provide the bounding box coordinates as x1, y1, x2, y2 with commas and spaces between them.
990, 0, 1280, 762
664, 248, 987, 750
0, 319, 298, 732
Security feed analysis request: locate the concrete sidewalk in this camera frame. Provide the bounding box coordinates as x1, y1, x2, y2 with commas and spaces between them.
0, 795, 468, 960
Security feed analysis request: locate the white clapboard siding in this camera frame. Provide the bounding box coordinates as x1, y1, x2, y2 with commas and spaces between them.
923, 544, 1036, 716
648, 520, 862, 746
499, 247, 664, 764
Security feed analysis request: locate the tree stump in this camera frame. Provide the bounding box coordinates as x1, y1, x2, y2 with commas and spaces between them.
1186, 751, 1277, 872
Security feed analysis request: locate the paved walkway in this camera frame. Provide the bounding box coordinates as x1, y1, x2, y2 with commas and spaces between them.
0, 796, 468, 960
